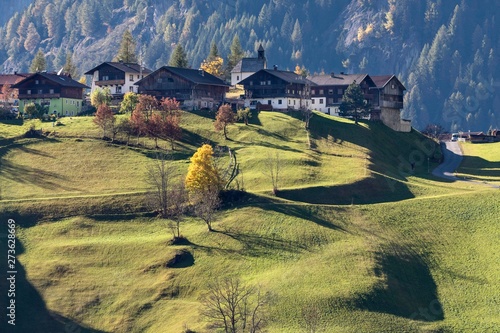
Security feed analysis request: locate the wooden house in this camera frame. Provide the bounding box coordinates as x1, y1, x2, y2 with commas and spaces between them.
12, 72, 89, 116
231, 44, 267, 86
307, 72, 376, 116
84, 62, 152, 100
135, 66, 229, 110
371, 75, 410, 132
238, 68, 314, 111
0, 73, 30, 110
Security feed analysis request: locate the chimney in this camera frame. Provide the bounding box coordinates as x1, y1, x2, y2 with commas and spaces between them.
330, 72, 335, 78
340, 71, 345, 75
273, 65, 278, 71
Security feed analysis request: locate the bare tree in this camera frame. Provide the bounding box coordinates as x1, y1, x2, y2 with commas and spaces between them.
191, 185, 221, 232
264, 152, 281, 195
167, 182, 187, 240
201, 277, 269, 333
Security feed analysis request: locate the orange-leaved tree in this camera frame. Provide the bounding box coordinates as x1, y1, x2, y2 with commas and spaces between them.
214, 104, 236, 139
185, 144, 222, 231
93, 104, 115, 139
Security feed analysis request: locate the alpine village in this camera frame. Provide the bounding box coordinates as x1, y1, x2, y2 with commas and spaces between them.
0, 1, 499, 333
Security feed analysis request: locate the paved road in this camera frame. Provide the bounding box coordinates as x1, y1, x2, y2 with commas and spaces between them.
432, 141, 463, 180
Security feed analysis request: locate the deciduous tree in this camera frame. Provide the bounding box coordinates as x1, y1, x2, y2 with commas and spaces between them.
236, 107, 251, 125
90, 87, 111, 108
134, 94, 159, 120
130, 109, 147, 144
215, 104, 236, 139
93, 104, 115, 139
120, 92, 139, 114
339, 82, 370, 124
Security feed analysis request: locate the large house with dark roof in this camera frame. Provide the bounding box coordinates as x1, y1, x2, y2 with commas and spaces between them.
12, 72, 89, 116
231, 44, 267, 86
307, 72, 377, 116
135, 66, 229, 110
238, 68, 314, 111
84, 62, 152, 99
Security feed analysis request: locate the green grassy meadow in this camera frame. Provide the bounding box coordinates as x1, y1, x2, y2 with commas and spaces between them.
0, 111, 498, 332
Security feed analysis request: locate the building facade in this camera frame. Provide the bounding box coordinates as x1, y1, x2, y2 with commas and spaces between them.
371, 75, 410, 132
12, 72, 89, 116
231, 44, 267, 86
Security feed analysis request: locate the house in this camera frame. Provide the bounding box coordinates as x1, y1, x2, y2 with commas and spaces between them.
12, 72, 89, 116
84, 62, 152, 100
231, 44, 267, 86
0, 73, 30, 109
371, 75, 410, 132
238, 68, 314, 111
135, 66, 229, 110
307, 72, 377, 116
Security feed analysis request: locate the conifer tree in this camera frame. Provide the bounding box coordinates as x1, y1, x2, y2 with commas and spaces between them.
24, 22, 41, 53
30, 49, 46, 72
168, 44, 189, 68
114, 29, 138, 63
227, 35, 245, 71
63, 53, 78, 78
339, 82, 370, 124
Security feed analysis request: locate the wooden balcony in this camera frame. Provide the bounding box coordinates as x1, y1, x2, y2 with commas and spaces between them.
380, 100, 403, 109
96, 79, 125, 86
18, 93, 61, 99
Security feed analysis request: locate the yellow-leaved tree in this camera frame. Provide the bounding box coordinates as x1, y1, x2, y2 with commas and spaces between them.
185, 144, 223, 231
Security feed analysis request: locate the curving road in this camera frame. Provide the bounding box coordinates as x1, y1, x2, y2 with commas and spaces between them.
432, 141, 463, 180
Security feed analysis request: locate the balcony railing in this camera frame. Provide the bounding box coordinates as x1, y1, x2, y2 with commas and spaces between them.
96, 79, 125, 86
18, 93, 61, 99
380, 100, 403, 109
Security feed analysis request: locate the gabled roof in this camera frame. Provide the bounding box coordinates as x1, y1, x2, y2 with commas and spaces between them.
239, 69, 315, 85
371, 75, 406, 90
84, 62, 152, 75
136, 66, 229, 87
307, 73, 370, 86
0, 73, 30, 86
231, 58, 266, 73
12, 72, 89, 89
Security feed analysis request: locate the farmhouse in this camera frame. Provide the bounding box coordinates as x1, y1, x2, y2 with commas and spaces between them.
307, 72, 377, 116
12, 72, 89, 116
231, 44, 267, 86
84, 62, 152, 100
238, 68, 314, 111
135, 66, 229, 111
371, 75, 410, 132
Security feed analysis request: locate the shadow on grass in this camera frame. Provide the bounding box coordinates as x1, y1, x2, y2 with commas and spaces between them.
0, 219, 108, 333
180, 128, 215, 148
277, 175, 414, 205
457, 155, 500, 181
353, 245, 444, 322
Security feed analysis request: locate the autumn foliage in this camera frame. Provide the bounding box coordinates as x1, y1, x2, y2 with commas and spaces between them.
214, 104, 236, 139
93, 104, 115, 139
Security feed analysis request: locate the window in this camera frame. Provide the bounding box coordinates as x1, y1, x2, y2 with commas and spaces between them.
130, 86, 134, 92
278, 100, 282, 105
319, 89, 324, 94
328, 89, 334, 95
237, 75, 239, 81
391, 84, 395, 89
35, 80, 39, 85
27, 90, 31, 95
289, 100, 291, 105
294, 100, 296, 105
319, 99, 323, 104
267, 80, 271, 85
38, 89, 43, 94
268, 100, 271, 105
102, 75, 109, 80
130, 74, 134, 81
338, 89, 343, 95
312, 99, 315, 104
116, 86, 122, 93
311, 90, 316, 95
249, 81, 253, 86
137, 75, 140, 79
260, 81, 266, 85
49, 89, 54, 94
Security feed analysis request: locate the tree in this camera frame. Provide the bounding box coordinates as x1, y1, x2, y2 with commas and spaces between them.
227, 35, 245, 72
264, 152, 281, 195
422, 124, 444, 139
146, 152, 174, 219
168, 44, 189, 68
135, 94, 159, 120
236, 107, 251, 125
208, 41, 219, 60
114, 29, 138, 63
116, 117, 133, 145
1, 84, 17, 106
215, 104, 236, 139
63, 53, 78, 78
120, 92, 139, 113
338, 82, 370, 124
24, 102, 37, 118
201, 277, 269, 333
93, 104, 115, 139
200, 56, 224, 77
24, 22, 41, 53
130, 109, 147, 144
90, 87, 111, 108
30, 49, 46, 72
291, 19, 303, 47
185, 144, 223, 231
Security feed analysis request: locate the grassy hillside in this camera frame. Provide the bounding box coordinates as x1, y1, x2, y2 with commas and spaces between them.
456, 142, 500, 184
1, 111, 498, 332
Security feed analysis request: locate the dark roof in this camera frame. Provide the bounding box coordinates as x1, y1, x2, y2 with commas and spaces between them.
136, 66, 229, 87
371, 75, 406, 90
231, 58, 266, 73
12, 72, 89, 89
239, 69, 315, 85
84, 62, 152, 75
0, 73, 30, 86
308, 73, 369, 86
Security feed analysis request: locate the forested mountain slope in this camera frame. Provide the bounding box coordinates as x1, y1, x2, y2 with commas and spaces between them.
0, 0, 498, 131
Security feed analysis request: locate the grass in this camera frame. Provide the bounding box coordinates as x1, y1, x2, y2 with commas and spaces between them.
0, 111, 498, 332
455, 141, 500, 183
